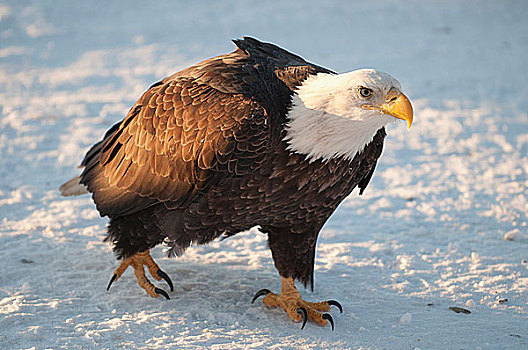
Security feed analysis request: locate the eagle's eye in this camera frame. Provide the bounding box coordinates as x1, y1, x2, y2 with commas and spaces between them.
359, 87, 373, 98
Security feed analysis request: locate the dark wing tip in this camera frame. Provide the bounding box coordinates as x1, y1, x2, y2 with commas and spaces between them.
232, 36, 263, 51
240, 36, 260, 43
231, 36, 334, 75
231, 36, 307, 65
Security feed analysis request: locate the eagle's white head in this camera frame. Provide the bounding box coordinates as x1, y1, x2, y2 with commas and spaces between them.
284, 69, 413, 161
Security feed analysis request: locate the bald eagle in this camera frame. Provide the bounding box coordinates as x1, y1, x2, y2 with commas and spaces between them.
60, 37, 413, 330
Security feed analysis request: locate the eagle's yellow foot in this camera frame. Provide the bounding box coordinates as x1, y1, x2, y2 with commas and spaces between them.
252, 277, 342, 330
106, 250, 173, 299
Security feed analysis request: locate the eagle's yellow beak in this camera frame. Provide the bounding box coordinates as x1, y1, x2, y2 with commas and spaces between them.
380, 91, 413, 129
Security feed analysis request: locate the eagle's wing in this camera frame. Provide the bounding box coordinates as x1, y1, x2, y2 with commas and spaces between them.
357, 128, 386, 195
80, 37, 332, 218
80, 77, 270, 218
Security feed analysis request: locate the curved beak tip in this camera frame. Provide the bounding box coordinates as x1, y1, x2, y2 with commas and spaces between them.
384, 92, 413, 130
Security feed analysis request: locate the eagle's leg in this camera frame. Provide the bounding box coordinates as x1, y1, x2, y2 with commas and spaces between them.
106, 250, 173, 299
252, 276, 342, 329
255, 228, 342, 329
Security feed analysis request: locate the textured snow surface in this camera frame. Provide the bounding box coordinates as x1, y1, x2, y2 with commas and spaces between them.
1, 1, 527, 349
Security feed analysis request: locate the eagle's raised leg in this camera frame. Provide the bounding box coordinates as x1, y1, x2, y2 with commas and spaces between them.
106, 250, 173, 299
252, 276, 342, 329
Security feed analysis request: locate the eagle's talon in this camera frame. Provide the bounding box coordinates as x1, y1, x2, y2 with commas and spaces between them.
322, 313, 334, 331
157, 269, 174, 292
327, 300, 343, 314
251, 288, 272, 304
154, 287, 170, 300
297, 307, 308, 330
258, 277, 340, 329
106, 273, 117, 291
107, 250, 173, 299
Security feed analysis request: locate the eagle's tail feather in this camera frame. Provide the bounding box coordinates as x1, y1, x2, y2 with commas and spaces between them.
59, 176, 88, 197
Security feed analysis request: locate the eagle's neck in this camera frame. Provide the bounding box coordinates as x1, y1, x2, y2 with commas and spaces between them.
283, 74, 389, 162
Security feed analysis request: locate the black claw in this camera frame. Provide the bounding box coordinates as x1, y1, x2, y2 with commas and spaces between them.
327, 300, 343, 313
157, 269, 174, 292
106, 274, 117, 291
155, 287, 170, 300
251, 289, 271, 304
322, 313, 334, 331
297, 307, 308, 330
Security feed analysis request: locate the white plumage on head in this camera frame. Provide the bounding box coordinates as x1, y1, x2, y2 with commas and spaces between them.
284, 69, 405, 162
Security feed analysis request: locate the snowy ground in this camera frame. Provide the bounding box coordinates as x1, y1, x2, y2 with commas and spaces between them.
1, 1, 527, 349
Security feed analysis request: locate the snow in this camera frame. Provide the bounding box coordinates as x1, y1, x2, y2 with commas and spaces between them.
1, 0, 527, 349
